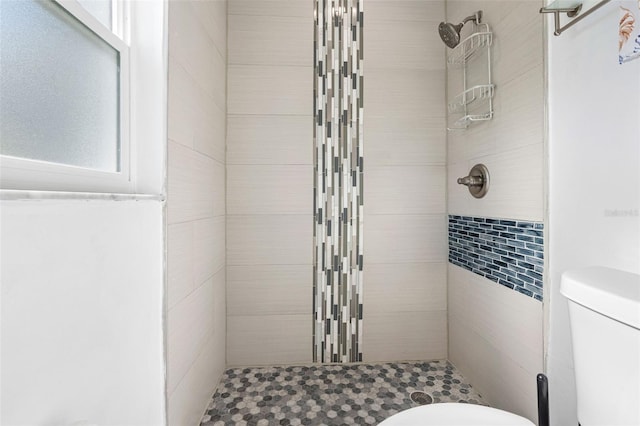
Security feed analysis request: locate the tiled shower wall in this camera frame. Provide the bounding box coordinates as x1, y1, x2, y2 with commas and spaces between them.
445, 0, 544, 422
167, 1, 227, 424
227, 0, 448, 365
363, 0, 448, 362
226, 0, 314, 366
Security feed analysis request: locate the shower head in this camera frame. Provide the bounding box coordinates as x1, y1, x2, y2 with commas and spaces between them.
438, 11, 482, 49
438, 22, 464, 49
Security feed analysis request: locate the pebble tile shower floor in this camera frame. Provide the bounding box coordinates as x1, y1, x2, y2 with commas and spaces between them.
199, 361, 485, 425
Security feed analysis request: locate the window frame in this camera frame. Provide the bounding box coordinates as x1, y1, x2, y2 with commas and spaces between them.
0, 0, 133, 193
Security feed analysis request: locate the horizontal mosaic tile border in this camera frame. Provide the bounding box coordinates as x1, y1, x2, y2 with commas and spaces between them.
448, 215, 544, 301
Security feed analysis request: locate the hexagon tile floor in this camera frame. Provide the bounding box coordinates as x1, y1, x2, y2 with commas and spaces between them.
199, 360, 486, 425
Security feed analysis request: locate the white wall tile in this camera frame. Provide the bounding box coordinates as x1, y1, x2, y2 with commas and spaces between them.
227, 215, 312, 265
229, 0, 312, 17
493, 66, 544, 152
446, 161, 472, 216
168, 56, 226, 162
363, 12, 447, 369
227, 314, 312, 366
193, 100, 226, 163
364, 310, 447, 362
167, 141, 195, 224
229, 15, 311, 66
366, 116, 446, 166
448, 265, 543, 376
366, 165, 446, 215
191, 0, 227, 58
364, 262, 446, 313
446, 116, 496, 163
490, 1, 543, 87
227, 165, 312, 214
366, 68, 445, 119
364, 214, 447, 264
448, 264, 542, 422
227, 265, 311, 316
168, 58, 197, 150
169, 1, 225, 105
366, 0, 444, 22
365, 19, 445, 70
227, 115, 313, 165
168, 141, 225, 224
449, 318, 538, 422
167, 270, 225, 405
168, 328, 226, 426
228, 65, 312, 115
210, 45, 227, 111
167, 2, 226, 423
167, 275, 217, 396
167, 222, 194, 309
470, 143, 544, 221
194, 216, 225, 285
225, 1, 317, 371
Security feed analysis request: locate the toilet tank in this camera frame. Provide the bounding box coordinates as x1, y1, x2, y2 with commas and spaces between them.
560, 267, 640, 426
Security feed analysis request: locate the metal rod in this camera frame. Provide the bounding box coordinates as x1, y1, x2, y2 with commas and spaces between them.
539, 3, 582, 35
555, 0, 611, 35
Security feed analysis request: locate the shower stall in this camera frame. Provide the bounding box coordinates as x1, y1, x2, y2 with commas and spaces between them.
223, 0, 546, 422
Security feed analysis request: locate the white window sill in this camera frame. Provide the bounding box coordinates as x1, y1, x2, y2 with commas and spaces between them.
0, 189, 164, 202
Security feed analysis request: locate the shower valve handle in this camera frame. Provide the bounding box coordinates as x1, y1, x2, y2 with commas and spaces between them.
457, 164, 490, 199
457, 175, 484, 187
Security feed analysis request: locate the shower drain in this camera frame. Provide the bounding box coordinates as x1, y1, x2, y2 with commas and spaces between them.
409, 391, 433, 405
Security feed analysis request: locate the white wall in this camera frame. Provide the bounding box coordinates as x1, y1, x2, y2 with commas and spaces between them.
0, 199, 165, 426
166, 1, 227, 424
446, 1, 545, 422
547, 1, 640, 424
0, 3, 167, 423
363, 0, 448, 362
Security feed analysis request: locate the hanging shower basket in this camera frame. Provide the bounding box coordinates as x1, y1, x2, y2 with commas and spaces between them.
447, 23, 494, 130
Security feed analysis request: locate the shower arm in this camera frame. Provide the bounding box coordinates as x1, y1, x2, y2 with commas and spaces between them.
461, 11, 482, 26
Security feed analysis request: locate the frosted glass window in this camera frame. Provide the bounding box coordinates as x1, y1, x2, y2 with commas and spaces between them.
0, 0, 120, 172
77, 0, 112, 30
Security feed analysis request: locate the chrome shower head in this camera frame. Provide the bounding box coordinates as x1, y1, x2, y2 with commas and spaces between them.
438, 22, 464, 49
438, 11, 483, 49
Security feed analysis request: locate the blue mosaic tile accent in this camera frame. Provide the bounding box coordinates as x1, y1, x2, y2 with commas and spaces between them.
448, 215, 544, 302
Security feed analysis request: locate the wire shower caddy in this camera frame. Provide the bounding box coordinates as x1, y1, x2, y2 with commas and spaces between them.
447, 23, 494, 130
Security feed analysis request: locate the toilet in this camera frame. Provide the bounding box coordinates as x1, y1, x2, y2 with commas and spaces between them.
381, 266, 640, 426
561, 266, 640, 426
378, 402, 534, 425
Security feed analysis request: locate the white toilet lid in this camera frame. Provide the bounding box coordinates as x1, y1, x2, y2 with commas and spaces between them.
378, 403, 536, 426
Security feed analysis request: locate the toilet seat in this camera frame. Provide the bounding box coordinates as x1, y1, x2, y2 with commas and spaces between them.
378, 403, 535, 425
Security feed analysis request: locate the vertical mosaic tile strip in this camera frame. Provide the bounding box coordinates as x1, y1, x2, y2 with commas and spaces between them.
448, 215, 544, 301
313, 0, 364, 363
